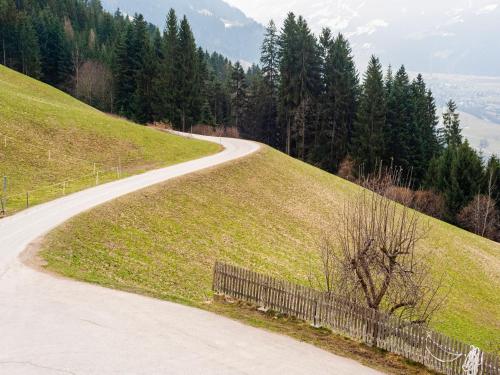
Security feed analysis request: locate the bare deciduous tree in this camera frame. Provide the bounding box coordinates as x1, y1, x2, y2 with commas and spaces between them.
320, 168, 445, 326
458, 195, 499, 241
413, 190, 446, 220
458, 166, 500, 241
338, 156, 356, 182
76, 60, 113, 111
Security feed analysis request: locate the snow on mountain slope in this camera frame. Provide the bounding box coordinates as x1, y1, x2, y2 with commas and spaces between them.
225, 0, 500, 77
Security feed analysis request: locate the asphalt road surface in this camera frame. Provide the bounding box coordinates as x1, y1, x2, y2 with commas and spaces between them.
0, 133, 383, 374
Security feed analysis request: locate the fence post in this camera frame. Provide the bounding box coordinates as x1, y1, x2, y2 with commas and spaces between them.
263, 276, 269, 309
212, 261, 219, 293
1, 176, 6, 215
26, 191, 29, 208
312, 292, 319, 328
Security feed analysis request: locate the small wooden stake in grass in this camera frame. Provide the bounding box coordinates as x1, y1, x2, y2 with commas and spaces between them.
26, 191, 29, 208
93, 162, 96, 174
2, 176, 6, 215
95, 170, 99, 186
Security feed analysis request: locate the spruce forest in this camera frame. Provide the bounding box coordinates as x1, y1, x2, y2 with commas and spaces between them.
1, 0, 499, 240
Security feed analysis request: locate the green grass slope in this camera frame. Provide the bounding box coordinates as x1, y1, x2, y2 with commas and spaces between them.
0, 65, 220, 213
41, 147, 500, 352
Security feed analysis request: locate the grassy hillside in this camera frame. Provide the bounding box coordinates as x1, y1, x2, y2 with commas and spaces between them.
0, 65, 220, 213
40, 146, 500, 352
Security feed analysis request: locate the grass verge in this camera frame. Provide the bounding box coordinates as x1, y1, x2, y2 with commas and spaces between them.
0, 65, 220, 214
208, 296, 435, 374
40, 146, 500, 354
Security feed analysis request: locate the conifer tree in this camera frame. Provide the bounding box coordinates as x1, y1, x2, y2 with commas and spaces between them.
278, 12, 299, 155
408, 76, 440, 184
154, 8, 179, 123
132, 24, 159, 123
260, 20, 279, 146
0, 0, 17, 67
385, 65, 411, 170
426, 109, 484, 219
17, 13, 41, 78
230, 61, 247, 131
278, 13, 320, 159
352, 55, 386, 172
486, 155, 500, 208
37, 13, 72, 89
261, 20, 279, 95
443, 100, 462, 147
114, 24, 135, 117
321, 33, 358, 171
424, 90, 441, 157
408, 74, 429, 183
309, 28, 333, 167
176, 16, 197, 131
437, 141, 484, 218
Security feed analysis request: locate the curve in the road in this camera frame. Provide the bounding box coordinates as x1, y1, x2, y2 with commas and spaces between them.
0, 133, 382, 375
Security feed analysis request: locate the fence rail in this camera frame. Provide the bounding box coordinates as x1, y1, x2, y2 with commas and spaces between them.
213, 262, 500, 375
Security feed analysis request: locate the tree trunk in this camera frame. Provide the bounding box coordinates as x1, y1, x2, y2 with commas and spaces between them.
2, 38, 6, 66
182, 110, 186, 132
286, 116, 291, 156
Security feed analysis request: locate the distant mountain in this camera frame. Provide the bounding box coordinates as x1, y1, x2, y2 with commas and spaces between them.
226, 0, 500, 77
101, 0, 265, 64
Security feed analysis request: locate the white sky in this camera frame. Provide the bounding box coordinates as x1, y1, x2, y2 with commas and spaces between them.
222, 0, 324, 27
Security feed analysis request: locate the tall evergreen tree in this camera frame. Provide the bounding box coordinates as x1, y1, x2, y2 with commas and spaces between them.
0, 0, 17, 67
278, 14, 320, 160
443, 100, 462, 147
114, 23, 135, 117
408, 76, 441, 184
427, 141, 484, 219
16, 13, 41, 78
260, 20, 280, 147
261, 20, 279, 95
424, 90, 441, 158
36, 12, 72, 89
309, 28, 333, 167
278, 12, 299, 155
132, 22, 159, 123
154, 8, 179, 123
176, 16, 197, 131
352, 55, 386, 172
385, 65, 412, 170
230, 62, 247, 131
486, 155, 500, 208
320, 33, 358, 171
408, 74, 429, 183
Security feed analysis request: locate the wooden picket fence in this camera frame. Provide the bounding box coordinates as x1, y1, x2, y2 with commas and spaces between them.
213, 262, 500, 375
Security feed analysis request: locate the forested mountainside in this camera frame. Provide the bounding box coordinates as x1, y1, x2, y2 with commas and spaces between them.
0, 0, 499, 240
100, 0, 264, 63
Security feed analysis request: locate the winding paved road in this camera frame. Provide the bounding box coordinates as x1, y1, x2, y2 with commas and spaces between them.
0, 134, 383, 374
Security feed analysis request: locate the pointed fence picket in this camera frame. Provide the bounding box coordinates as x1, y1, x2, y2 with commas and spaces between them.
212, 261, 499, 375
